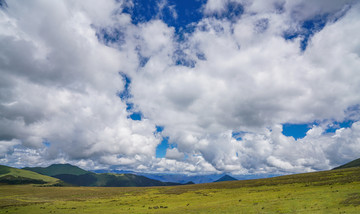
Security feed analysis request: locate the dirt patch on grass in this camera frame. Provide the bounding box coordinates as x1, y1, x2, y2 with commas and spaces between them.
340, 193, 360, 206
0, 198, 45, 208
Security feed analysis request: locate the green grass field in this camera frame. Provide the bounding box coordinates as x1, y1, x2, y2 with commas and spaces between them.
0, 165, 60, 185
1, 167, 359, 213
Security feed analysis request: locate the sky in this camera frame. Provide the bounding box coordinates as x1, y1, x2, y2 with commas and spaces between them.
0, 0, 360, 175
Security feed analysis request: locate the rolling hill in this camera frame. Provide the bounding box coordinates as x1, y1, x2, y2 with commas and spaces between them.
333, 157, 360, 170
0, 165, 62, 185
24, 163, 181, 187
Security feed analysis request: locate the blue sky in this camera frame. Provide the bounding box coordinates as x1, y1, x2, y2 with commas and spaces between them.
1, 0, 360, 175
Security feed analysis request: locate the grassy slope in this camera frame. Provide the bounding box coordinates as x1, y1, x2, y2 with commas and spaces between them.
0, 165, 60, 185
333, 158, 360, 170
0, 167, 359, 213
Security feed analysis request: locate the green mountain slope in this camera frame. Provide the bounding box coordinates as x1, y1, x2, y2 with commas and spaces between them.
333, 158, 360, 170
23, 163, 89, 176
24, 163, 181, 187
0, 165, 61, 185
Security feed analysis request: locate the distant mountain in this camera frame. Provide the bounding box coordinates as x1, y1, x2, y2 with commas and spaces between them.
90, 170, 218, 184
23, 163, 89, 176
0, 165, 62, 185
22, 164, 279, 186
135, 173, 222, 184
333, 158, 360, 170
214, 175, 237, 182
91, 169, 134, 174
53, 173, 180, 187
133, 172, 281, 184
24, 164, 182, 187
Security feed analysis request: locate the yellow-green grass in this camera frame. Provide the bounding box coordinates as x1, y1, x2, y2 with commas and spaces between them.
1, 167, 359, 213
0, 165, 60, 184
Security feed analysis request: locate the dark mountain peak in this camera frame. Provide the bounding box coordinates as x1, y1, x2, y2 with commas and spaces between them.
185, 181, 195, 185
333, 158, 360, 170
214, 175, 237, 182
24, 163, 89, 176
50, 163, 72, 166
47, 163, 83, 170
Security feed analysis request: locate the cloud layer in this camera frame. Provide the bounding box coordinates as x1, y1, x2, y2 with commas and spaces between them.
1, 0, 360, 174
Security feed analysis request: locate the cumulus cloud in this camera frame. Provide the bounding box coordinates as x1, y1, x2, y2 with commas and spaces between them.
130, 0, 360, 173
165, 148, 184, 160
0, 0, 159, 168
1, 0, 360, 174
0, 139, 20, 158
204, 0, 356, 20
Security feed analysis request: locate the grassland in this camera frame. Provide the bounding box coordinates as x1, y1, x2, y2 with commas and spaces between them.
0, 167, 359, 213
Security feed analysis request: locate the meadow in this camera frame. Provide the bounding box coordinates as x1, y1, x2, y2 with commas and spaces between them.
0, 167, 359, 213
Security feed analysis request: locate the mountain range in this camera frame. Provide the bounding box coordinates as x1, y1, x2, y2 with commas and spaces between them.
92, 170, 280, 184
23, 164, 182, 187
1, 157, 360, 186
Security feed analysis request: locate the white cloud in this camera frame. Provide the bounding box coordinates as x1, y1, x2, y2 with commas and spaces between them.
165, 148, 184, 160
0, 0, 160, 168
129, 1, 360, 173
204, 0, 228, 15
138, 20, 175, 57
0, 139, 20, 158
204, 0, 356, 21
1, 0, 360, 175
